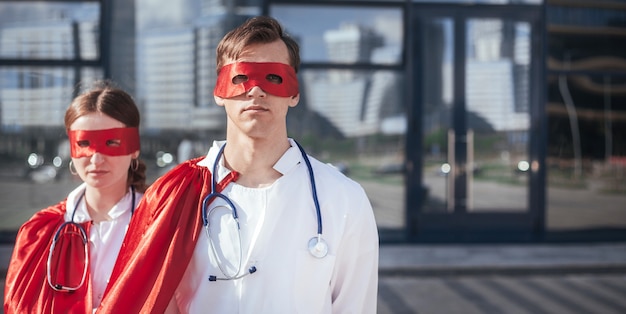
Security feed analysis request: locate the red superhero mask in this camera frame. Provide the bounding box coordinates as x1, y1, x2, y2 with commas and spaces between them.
68, 127, 140, 158
214, 62, 299, 98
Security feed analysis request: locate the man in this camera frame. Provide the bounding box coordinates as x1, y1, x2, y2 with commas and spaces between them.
98, 16, 379, 313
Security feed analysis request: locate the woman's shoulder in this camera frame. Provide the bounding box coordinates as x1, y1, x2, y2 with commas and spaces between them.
16, 200, 67, 242
28, 201, 67, 223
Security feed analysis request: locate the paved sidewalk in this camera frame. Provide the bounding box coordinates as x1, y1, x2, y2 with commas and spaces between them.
379, 242, 626, 276
3, 243, 626, 314
376, 243, 626, 313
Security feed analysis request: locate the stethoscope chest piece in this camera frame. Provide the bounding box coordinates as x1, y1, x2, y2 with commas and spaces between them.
308, 236, 328, 258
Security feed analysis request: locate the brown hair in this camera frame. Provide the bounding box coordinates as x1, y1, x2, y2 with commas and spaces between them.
64, 80, 148, 193
216, 16, 300, 74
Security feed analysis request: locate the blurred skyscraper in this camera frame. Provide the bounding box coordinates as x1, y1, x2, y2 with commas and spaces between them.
136, 0, 257, 135
304, 23, 402, 138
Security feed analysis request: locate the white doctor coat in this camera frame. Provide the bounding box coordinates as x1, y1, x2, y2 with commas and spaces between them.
171, 139, 379, 314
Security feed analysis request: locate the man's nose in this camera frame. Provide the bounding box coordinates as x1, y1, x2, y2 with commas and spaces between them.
246, 86, 267, 98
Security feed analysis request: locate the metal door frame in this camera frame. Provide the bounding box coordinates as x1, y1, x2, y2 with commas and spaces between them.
406, 3, 546, 242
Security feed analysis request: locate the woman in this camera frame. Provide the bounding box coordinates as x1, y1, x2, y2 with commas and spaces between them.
4, 80, 148, 313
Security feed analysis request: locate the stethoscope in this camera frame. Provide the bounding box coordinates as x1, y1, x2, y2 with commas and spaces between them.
46, 187, 136, 291
201, 141, 328, 279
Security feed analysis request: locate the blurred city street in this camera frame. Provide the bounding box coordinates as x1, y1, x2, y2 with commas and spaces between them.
1, 162, 626, 313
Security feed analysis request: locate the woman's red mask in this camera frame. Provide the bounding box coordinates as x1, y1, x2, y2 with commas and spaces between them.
214, 62, 299, 98
68, 127, 140, 158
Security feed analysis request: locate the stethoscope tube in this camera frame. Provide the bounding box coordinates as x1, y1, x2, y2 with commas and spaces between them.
47, 193, 89, 292
202, 141, 328, 260
47, 186, 136, 291
202, 144, 240, 227
294, 141, 323, 236
293, 142, 329, 258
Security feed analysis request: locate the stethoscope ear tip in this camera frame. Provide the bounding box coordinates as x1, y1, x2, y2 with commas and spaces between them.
308, 236, 328, 258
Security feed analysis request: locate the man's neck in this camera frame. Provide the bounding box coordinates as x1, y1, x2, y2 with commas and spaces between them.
223, 136, 291, 188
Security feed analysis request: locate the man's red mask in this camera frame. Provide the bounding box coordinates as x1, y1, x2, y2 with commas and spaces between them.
68, 127, 140, 158
214, 62, 299, 98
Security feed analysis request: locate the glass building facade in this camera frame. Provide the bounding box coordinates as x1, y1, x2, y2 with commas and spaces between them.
0, 0, 625, 243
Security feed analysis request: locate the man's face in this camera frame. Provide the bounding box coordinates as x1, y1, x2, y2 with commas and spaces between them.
214, 62, 298, 98
214, 40, 299, 139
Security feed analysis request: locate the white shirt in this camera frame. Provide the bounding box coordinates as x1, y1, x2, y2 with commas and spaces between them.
172, 139, 379, 314
64, 183, 142, 309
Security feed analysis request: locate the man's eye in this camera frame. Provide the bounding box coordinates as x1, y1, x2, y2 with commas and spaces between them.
266, 74, 283, 84
77, 140, 90, 147
106, 139, 121, 147
232, 75, 248, 84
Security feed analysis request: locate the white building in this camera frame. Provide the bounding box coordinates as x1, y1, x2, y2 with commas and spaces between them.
136, 1, 255, 134
466, 20, 530, 132
0, 20, 98, 129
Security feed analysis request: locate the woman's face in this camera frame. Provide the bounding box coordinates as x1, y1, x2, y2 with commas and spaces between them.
69, 112, 138, 191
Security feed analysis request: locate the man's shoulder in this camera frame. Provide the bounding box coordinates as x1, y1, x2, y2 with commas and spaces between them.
307, 157, 367, 197
309, 157, 355, 182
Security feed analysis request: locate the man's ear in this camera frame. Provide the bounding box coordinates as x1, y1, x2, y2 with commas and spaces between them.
214, 95, 225, 107
289, 93, 300, 107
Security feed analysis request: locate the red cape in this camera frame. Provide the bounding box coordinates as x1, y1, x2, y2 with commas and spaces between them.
4, 201, 93, 314
97, 157, 237, 313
